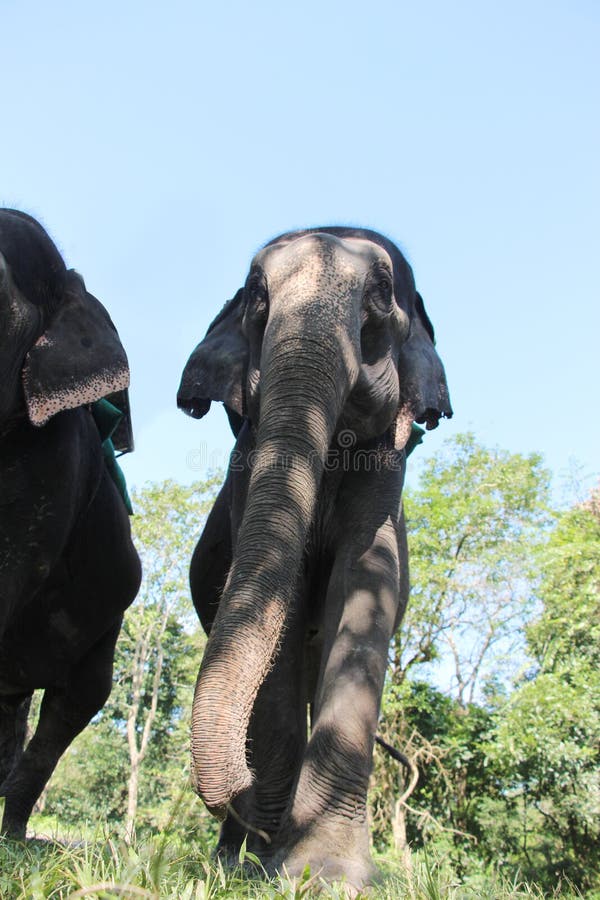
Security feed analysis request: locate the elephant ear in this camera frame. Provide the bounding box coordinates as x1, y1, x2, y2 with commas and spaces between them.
177, 288, 248, 421
22, 270, 130, 426
395, 291, 452, 450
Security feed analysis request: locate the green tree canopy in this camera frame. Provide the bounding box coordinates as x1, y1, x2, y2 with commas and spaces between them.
395, 432, 551, 701
485, 485, 600, 890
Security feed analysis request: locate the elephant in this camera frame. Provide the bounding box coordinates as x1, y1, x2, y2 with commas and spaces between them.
177, 226, 452, 893
0, 208, 141, 838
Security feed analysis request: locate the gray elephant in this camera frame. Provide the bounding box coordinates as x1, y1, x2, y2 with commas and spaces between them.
0, 209, 141, 837
177, 227, 452, 892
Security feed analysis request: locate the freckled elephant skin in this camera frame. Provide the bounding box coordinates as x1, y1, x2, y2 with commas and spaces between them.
0, 209, 141, 838
178, 227, 452, 892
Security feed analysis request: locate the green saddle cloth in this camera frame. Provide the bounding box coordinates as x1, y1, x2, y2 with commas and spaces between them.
92, 399, 134, 515
406, 423, 425, 457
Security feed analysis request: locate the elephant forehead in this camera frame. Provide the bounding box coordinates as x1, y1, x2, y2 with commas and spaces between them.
337, 236, 394, 271
257, 234, 391, 300
259, 232, 390, 270
269, 251, 360, 298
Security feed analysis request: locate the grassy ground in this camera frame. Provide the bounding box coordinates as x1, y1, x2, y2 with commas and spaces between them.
0, 825, 583, 900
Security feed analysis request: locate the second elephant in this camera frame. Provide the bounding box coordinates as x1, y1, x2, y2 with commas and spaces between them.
178, 227, 452, 893
0, 209, 141, 838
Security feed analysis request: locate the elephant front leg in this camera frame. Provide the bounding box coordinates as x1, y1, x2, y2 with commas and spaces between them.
217, 601, 308, 864
0, 694, 32, 788
0, 624, 120, 838
274, 514, 402, 893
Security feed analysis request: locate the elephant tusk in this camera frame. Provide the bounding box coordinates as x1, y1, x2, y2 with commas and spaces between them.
375, 735, 420, 805
374, 734, 412, 768
225, 803, 272, 846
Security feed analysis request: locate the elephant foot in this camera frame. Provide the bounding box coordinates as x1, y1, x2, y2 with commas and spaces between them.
214, 839, 240, 869
214, 836, 269, 874
0, 786, 30, 841
0, 816, 27, 841
272, 846, 379, 897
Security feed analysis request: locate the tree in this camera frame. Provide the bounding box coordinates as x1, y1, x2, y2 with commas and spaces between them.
394, 432, 551, 701
372, 679, 496, 876
527, 484, 600, 672
485, 485, 600, 891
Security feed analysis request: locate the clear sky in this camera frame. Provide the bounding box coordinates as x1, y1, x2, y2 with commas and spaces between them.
3, 0, 598, 501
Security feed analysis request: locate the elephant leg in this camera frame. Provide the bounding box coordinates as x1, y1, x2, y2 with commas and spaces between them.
0, 622, 120, 838
275, 474, 404, 889
217, 600, 308, 865
190, 478, 232, 635
0, 694, 32, 787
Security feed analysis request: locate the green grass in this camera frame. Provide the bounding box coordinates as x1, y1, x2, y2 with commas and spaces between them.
0, 799, 588, 900
0, 828, 584, 900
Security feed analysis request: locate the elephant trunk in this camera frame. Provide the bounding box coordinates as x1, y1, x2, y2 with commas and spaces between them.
191, 331, 356, 816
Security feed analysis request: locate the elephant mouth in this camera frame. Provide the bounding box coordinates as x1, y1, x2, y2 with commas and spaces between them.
177, 394, 211, 419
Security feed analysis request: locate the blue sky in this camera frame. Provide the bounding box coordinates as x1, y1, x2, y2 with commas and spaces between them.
3, 0, 598, 501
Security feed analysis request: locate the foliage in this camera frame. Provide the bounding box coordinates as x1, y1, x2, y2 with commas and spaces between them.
396, 433, 551, 702
371, 680, 496, 872
482, 491, 600, 891
0, 827, 578, 899
527, 487, 600, 672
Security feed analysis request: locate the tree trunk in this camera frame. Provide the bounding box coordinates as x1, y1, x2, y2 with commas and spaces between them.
124, 755, 140, 844
392, 798, 413, 875
124, 607, 168, 843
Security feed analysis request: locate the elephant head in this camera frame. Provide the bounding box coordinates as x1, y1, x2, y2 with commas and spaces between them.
0, 208, 130, 428
177, 227, 452, 815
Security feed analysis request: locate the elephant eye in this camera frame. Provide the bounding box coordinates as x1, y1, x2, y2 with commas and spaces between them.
246, 275, 265, 304
251, 286, 267, 310
244, 276, 269, 329
366, 268, 394, 316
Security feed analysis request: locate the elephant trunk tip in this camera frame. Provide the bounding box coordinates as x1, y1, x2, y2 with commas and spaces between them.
177, 392, 211, 419
191, 716, 255, 819
191, 758, 254, 821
